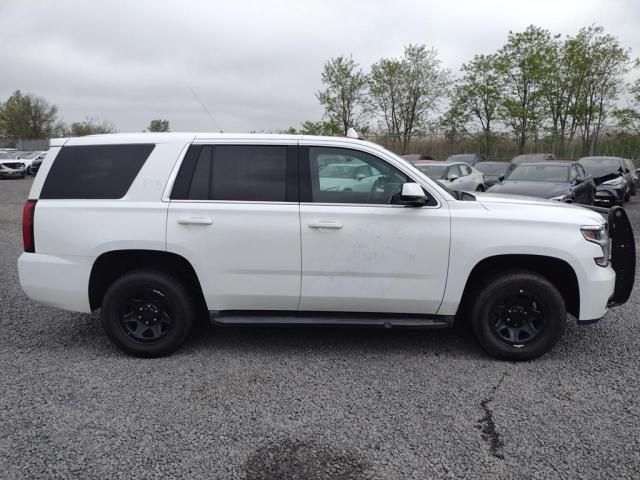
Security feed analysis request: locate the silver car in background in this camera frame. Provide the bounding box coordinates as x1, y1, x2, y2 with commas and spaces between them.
414, 161, 486, 192
0, 152, 27, 179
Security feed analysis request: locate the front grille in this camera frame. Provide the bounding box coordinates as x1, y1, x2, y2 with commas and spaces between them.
2, 162, 24, 169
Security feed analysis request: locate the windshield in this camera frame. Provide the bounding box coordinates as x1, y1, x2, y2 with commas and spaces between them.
507, 165, 569, 182
579, 158, 621, 174
416, 164, 446, 179
319, 164, 358, 178
475, 163, 508, 175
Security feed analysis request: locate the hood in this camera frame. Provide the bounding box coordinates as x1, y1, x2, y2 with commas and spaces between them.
488, 180, 569, 198
592, 172, 623, 186
472, 192, 605, 224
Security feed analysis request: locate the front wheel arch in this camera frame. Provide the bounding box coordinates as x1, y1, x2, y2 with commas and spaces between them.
458, 254, 580, 319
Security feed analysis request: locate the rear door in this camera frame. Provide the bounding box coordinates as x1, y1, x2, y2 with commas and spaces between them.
167, 143, 301, 311
298, 145, 450, 314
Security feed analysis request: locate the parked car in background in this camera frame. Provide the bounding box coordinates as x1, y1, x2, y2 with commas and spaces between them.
488, 161, 595, 204
579, 156, 629, 207
446, 153, 486, 166
474, 162, 511, 187
318, 161, 382, 193
623, 159, 637, 196
415, 161, 486, 191
508, 153, 556, 175
29, 154, 46, 175
15, 151, 46, 173
401, 154, 435, 165
0, 153, 27, 179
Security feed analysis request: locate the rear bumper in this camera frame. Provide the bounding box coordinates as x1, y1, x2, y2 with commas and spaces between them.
18, 253, 93, 313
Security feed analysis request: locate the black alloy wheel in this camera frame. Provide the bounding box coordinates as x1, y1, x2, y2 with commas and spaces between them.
490, 291, 546, 346
470, 271, 566, 360
101, 270, 195, 357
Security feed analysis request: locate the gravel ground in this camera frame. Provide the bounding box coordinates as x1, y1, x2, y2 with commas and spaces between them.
1, 177, 639, 479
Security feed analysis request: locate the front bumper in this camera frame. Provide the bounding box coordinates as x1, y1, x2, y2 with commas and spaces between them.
594, 185, 625, 207
0, 169, 25, 178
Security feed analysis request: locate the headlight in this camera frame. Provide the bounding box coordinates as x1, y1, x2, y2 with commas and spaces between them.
602, 176, 623, 186
581, 224, 610, 267
549, 194, 570, 202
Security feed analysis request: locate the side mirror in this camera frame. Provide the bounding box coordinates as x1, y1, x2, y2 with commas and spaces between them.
400, 183, 427, 207
355, 173, 366, 181
448, 174, 460, 181
498, 174, 505, 182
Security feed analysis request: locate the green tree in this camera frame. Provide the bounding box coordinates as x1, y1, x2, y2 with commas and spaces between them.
449, 54, 501, 154
370, 44, 451, 153
70, 116, 117, 136
317, 55, 369, 136
614, 77, 640, 135
495, 26, 555, 153
146, 119, 170, 132
299, 120, 342, 136
0, 90, 59, 142
570, 25, 630, 155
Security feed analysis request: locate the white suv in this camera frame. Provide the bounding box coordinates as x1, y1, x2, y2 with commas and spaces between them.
18, 133, 635, 359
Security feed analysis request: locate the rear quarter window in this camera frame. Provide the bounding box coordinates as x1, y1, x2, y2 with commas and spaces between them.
40, 144, 155, 199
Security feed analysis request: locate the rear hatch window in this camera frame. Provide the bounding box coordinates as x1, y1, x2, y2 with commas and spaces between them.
40, 144, 155, 199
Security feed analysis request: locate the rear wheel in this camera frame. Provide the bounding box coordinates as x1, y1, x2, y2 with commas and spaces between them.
476, 185, 485, 192
469, 271, 566, 360
101, 270, 195, 357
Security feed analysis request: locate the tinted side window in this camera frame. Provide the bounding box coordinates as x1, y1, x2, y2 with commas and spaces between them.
460, 164, 472, 176
171, 145, 289, 202
40, 144, 154, 199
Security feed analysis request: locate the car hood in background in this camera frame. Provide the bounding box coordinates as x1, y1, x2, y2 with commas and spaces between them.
488, 180, 568, 198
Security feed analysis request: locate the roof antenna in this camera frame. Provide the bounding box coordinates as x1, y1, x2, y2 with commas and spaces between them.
188, 85, 223, 132
346, 127, 363, 139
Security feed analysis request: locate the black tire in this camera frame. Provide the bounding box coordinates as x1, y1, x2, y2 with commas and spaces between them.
101, 269, 195, 357
476, 185, 485, 192
469, 271, 566, 360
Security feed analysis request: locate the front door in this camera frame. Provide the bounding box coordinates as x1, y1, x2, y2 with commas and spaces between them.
298, 146, 451, 314
167, 143, 301, 311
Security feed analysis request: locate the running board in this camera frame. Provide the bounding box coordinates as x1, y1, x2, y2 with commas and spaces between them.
210, 311, 453, 329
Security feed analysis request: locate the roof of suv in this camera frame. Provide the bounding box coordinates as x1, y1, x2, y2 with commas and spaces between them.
53, 132, 374, 147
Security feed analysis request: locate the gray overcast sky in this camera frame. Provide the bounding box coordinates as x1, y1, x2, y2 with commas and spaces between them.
1, 0, 639, 133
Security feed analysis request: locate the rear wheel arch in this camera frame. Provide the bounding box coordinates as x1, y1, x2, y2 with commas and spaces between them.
459, 254, 580, 318
89, 249, 207, 314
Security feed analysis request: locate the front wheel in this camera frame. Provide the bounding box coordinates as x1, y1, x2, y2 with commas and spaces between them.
470, 271, 566, 360
101, 270, 196, 357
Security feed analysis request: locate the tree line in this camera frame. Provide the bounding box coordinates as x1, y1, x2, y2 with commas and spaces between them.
295, 24, 639, 158
0, 90, 170, 147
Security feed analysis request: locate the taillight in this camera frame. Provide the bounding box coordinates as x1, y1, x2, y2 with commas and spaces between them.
22, 199, 37, 253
